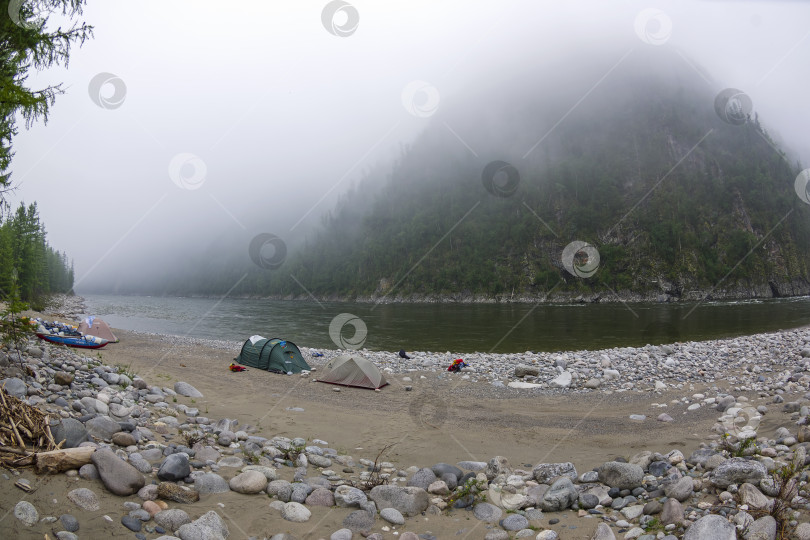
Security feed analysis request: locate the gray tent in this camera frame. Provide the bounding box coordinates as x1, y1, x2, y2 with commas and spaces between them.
317, 354, 388, 390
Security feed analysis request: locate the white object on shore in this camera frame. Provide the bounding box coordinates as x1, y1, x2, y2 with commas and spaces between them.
508, 381, 543, 389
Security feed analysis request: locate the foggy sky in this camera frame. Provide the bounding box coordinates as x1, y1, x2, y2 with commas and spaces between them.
8, 0, 810, 292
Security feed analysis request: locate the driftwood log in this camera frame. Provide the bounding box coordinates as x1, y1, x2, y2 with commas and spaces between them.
34, 446, 95, 474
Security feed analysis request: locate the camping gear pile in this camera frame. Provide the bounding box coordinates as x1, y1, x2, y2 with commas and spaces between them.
447, 359, 468, 372
234, 336, 311, 374
229, 363, 246, 372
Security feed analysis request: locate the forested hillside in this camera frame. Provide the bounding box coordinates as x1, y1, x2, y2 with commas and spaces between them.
0, 203, 74, 308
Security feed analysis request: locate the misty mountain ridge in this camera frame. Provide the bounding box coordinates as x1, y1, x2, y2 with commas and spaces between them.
86, 47, 810, 302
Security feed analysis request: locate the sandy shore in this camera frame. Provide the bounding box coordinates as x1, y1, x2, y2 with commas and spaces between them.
3, 300, 810, 539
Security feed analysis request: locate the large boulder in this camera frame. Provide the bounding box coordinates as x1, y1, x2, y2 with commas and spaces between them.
174, 382, 203, 398
472, 502, 502, 522
176, 510, 229, 539
91, 448, 145, 496
485, 456, 511, 480
739, 483, 773, 512
67, 488, 100, 511
431, 463, 463, 480
334, 485, 367, 507
660, 498, 684, 526
194, 473, 230, 494
745, 515, 777, 540
154, 509, 192, 531
533, 462, 577, 484
711, 457, 767, 488
1, 377, 27, 398
591, 522, 617, 540
683, 514, 736, 540
597, 461, 644, 489
84, 416, 121, 441
663, 476, 694, 502
369, 485, 429, 517
158, 453, 191, 481
229, 470, 268, 494
407, 468, 437, 490
540, 477, 579, 511
281, 502, 311, 523
514, 364, 539, 378
51, 418, 89, 448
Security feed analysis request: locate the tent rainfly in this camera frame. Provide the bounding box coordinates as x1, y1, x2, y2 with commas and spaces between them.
235, 335, 311, 374
317, 354, 388, 390
78, 316, 119, 343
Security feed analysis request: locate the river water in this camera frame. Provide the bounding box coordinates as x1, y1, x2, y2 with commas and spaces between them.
80, 294, 810, 354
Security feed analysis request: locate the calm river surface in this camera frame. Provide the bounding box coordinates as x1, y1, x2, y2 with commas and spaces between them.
80, 294, 810, 354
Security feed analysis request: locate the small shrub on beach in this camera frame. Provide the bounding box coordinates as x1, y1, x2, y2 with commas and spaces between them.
720, 432, 759, 457
445, 477, 488, 509
350, 444, 394, 492
180, 429, 204, 447
746, 459, 809, 539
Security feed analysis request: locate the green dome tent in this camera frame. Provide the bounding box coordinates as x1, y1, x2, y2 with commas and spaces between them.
235, 335, 311, 374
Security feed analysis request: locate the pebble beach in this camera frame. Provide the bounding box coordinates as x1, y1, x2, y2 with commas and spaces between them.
2, 296, 810, 539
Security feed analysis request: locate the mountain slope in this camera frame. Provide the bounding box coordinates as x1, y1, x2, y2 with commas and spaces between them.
267, 48, 810, 302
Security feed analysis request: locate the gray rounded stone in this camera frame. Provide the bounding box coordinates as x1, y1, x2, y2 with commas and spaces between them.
52, 418, 89, 448
194, 472, 230, 494
158, 453, 190, 481
711, 457, 767, 488
407, 467, 437, 490
683, 514, 736, 540
91, 448, 145, 496
598, 461, 644, 489
67, 488, 100, 511
380, 507, 405, 525
78, 463, 99, 480
330, 529, 353, 540
281, 502, 311, 523
174, 381, 203, 397
334, 485, 368, 507
500, 513, 529, 531
369, 485, 429, 517
343, 509, 375, 532
154, 508, 192, 531
473, 502, 503, 522
1, 377, 27, 398
14, 501, 38, 526
60, 514, 80, 532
